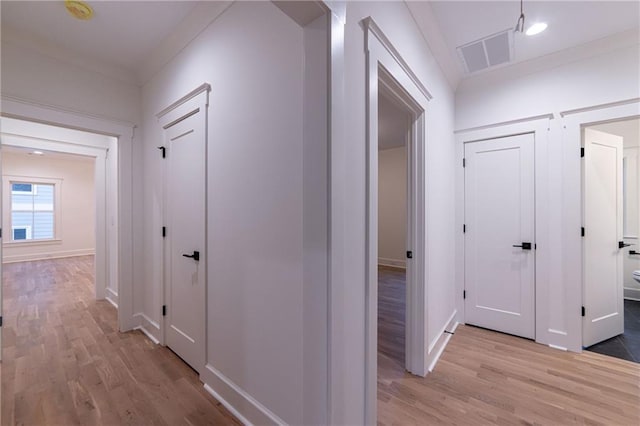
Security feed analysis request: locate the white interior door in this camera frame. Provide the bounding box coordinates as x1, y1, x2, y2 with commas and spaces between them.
464, 133, 535, 339
583, 128, 624, 347
164, 112, 206, 372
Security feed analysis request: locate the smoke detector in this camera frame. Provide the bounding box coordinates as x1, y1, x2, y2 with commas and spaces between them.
456, 29, 514, 74
65, 0, 94, 21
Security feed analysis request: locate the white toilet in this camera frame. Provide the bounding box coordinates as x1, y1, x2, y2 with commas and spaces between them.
634, 270, 640, 284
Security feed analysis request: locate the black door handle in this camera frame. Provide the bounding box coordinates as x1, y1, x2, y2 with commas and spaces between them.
630, 250, 640, 256
513, 242, 532, 250
619, 241, 633, 249
182, 251, 200, 261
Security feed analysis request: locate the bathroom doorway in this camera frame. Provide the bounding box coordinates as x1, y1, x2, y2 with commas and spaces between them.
583, 117, 640, 363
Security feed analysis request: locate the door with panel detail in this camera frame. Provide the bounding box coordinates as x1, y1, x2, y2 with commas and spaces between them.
583, 128, 624, 348
164, 110, 206, 372
464, 133, 535, 339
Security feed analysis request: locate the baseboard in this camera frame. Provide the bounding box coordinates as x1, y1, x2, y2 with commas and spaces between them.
202, 364, 286, 426
133, 312, 161, 345
378, 257, 406, 269
2, 249, 95, 264
426, 310, 458, 372
106, 288, 119, 309
624, 287, 640, 301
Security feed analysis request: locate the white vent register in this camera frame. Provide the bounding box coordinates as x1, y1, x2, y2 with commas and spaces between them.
457, 29, 513, 74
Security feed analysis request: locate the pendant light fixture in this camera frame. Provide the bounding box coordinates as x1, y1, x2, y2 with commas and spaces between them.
514, 0, 525, 33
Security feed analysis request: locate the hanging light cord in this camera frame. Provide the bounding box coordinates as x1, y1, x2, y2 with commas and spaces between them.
515, 0, 525, 33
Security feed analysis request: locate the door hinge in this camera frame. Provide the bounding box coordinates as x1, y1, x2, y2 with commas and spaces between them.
162, 226, 166, 238
463, 224, 466, 233
581, 227, 585, 237
462, 158, 466, 168
162, 305, 167, 317
0, 316, 3, 327
581, 147, 585, 158
406, 251, 413, 259
581, 306, 585, 317
463, 290, 466, 300
0, 228, 2, 239
158, 146, 166, 158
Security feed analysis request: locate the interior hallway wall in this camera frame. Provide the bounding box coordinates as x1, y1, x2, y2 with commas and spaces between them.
455, 32, 640, 349
334, 2, 458, 423
141, 2, 306, 424
378, 146, 407, 268
2, 151, 95, 262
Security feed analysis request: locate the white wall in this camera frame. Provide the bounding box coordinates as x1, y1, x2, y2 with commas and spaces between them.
378, 146, 407, 267
455, 34, 640, 349
332, 2, 457, 423
141, 2, 307, 424
2, 151, 95, 262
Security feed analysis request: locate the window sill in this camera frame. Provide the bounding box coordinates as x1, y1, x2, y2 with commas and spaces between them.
4, 239, 62, 247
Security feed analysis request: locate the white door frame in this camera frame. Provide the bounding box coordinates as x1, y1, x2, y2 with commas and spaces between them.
0, 96, 136, 332
455, 117, 550, 346
362, 17, 431, 424
560, 99, 640, 352
157, 84, 210, 367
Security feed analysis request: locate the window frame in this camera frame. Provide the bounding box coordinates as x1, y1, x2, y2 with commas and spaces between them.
3, 176, 63, 245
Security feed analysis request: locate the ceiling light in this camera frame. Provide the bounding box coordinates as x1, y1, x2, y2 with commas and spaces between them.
526, 22, 548, 36
65, 0, 94, 21
32, 151, 44, 155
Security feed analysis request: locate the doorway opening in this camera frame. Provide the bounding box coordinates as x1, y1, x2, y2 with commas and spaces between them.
377, 87, 411, 384
582, 117, 640, 363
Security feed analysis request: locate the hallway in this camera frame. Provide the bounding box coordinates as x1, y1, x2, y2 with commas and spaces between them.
1, 256, 239, 425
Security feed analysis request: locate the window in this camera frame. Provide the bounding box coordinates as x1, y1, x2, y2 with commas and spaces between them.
11, 182, 55, 241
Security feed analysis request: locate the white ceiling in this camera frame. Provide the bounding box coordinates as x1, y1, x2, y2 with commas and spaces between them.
0, 1, 198, 71
2, 145, 96, 162
420, 1, 640, 80
1, 1, 638, 86
592, 118, 640, 148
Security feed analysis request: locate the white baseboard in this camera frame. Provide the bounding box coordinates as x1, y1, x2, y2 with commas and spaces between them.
133, 312, 161, 345
202, 364, 286, 426
2, 249, 95, 264
427, 310, 457, 372
624, 287, 640, 301
378, 257, 406, 269
106, 287, 119, 309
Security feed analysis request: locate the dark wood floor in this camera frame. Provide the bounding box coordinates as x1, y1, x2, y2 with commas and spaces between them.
1, 256, 240, 426
377, 266, 640, 425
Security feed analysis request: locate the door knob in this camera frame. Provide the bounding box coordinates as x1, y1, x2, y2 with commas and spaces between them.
619, 241, 633, 249
182, 251, 200, 261
512, 242, 532, 250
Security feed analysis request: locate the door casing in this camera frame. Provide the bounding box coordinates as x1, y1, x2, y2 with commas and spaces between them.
363, 18, 431, 425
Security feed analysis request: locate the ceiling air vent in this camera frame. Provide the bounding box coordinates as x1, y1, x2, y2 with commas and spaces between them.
457, 29, 514, 74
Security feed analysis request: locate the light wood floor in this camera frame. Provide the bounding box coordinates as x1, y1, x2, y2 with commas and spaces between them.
1, 256, 240, 426
378, 267, 640, 426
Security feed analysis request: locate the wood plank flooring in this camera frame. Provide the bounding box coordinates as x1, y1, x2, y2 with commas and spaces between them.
377, 266, 640, 426
1, 256, 240, 426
